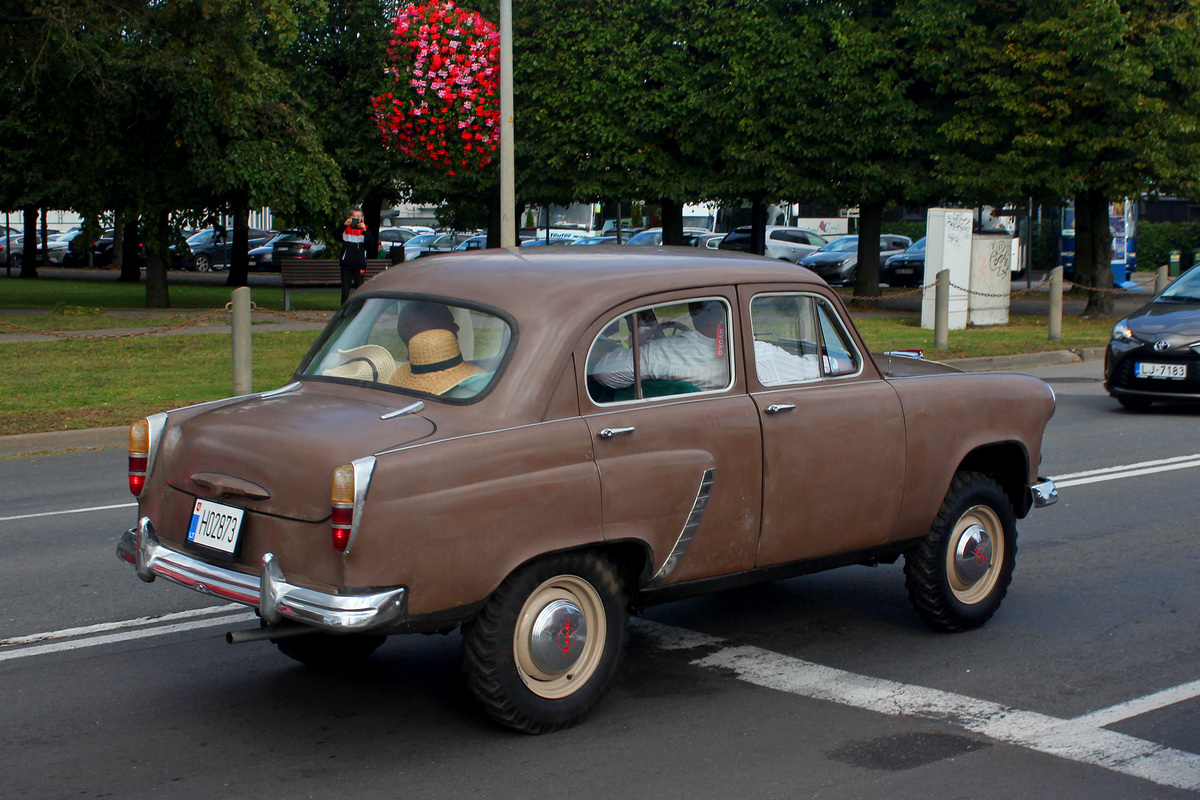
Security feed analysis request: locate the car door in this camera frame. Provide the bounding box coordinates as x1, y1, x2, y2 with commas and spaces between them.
577, 289, 763, 585
740, 286, 907, 567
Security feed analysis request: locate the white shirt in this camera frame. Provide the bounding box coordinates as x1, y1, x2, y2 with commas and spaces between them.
753, 340, 822, 385
590, 330, 731, 390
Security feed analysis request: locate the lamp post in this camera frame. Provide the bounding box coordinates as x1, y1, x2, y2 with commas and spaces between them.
499, 0, 515, 248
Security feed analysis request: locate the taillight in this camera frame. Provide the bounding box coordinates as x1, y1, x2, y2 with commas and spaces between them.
331, 465, 355, 552
129, 419, 150, 496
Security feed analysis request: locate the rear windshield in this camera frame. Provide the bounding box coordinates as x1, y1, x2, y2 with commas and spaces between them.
299, 296, 513, 401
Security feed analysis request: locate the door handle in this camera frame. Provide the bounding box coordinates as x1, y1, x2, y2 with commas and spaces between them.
598, 426, 636, 438
765, 404, 796, 414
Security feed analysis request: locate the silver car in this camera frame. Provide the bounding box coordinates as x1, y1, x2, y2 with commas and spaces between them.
717, 226, 828, 262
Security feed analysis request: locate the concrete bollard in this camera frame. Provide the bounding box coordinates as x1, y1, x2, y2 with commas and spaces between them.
1156, 266, 1169, 294
231, 286, 253, 395
934, 269, 949, 350
1049, 266, 1063, 342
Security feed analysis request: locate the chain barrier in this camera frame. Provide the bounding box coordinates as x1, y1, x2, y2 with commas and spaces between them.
0, 303, 331, 341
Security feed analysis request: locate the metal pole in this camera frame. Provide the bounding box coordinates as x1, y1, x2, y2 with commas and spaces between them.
231, 287, 253, 395
1156, 265, 1169, 294
499, 0, 516, 249
1049, 266, 1063, 342
615, 201, 622, 244
934, 269, 949, 350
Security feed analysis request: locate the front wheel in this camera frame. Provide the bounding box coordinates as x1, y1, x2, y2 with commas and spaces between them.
193, 253, 212, 272
462, 552, 627, 734
904, 471, 1017, 632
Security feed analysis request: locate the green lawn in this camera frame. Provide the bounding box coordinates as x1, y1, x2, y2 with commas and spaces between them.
0, 277, 1121, 436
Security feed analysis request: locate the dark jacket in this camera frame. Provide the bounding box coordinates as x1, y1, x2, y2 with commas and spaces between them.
338, 222, 376, 269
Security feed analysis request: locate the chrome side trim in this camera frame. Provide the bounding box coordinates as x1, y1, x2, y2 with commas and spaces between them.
381, 400, 425, 420
259, 381, 302, 399
1031, 477, 1058, 508
651, 468, 715, 583
117, 518, 406, 632
345, 456, 376, 554
143, 412, 168, 482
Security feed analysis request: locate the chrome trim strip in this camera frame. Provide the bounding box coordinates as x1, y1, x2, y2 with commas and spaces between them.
1031, 477, 1058, 508
345, 456, 377, 554
117, 518, 405, 632
259, 381, 302, 399
143, 411, 168, 483
381, 400, 425, 420
652, 468, 715, 582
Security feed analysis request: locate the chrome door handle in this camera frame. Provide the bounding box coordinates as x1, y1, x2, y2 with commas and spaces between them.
598, 426, 636, 438
765, 404, 796, 414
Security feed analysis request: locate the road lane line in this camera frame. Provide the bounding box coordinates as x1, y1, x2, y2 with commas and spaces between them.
1, 603, 244, 647
1053, 459, 1200, 489
0, 502, 137, 523
0, 612, 256, 663
1074, 679, 1200, 729
634, 620, 1200, 792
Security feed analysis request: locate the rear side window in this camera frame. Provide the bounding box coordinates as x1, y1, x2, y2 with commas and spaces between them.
586, 298, 733, 404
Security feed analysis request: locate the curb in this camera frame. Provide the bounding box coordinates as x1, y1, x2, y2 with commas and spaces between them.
0, 426, 127, 458
944, 346, 1106, 372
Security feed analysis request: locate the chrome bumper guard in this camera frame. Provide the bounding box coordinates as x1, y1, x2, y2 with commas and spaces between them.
1031, 477, 1058, 509
117, 517, 406, 632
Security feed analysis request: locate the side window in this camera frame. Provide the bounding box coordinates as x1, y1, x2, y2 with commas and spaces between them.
586, 298, 732, 404
750, 294, 861, 385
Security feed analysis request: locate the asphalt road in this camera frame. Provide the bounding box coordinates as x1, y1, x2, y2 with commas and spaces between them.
2, 360, 1199, 799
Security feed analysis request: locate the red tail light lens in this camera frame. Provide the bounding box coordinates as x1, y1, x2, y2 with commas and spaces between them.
331, 465, 355, 552
129, 420, 150, 496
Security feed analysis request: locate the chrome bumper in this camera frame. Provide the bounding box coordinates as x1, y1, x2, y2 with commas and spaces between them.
1031, 477, 1058, 508
117, 517, 406, 632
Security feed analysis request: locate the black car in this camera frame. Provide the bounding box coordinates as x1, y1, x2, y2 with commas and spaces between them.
798, 234, 912, 286
1105, 265, 1200, 410
249, 231, 327, 271
175, 227, 274, 271
92, 230, 147, 268
881, 236, 928, 287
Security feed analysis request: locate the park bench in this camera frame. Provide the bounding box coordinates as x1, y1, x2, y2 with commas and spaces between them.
279, 258, 390, 310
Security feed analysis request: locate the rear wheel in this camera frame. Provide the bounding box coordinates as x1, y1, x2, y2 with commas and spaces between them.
193, 253, 212, 272
462, 552, 627, 734
273, 630, 386, 669
904, 471, 1017, 632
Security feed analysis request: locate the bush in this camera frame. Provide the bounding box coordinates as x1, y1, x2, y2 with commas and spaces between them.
881, 220, 927, 243
1138, 221, 1200, 273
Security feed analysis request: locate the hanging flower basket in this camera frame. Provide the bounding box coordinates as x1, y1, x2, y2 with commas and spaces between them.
372, 0, 500, 173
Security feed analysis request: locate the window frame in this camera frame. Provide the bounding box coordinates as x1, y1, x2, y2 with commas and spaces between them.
747, 291, 865, 388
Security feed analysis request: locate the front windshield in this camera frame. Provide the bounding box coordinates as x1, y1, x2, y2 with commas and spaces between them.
1160, 265, 1200, 301
407, 234, 438, 246
819, 237, 859, 253
187, 230, 216, 245
625, 230, 662, 245
300, 296, 512, 401
906, 237, 927, 254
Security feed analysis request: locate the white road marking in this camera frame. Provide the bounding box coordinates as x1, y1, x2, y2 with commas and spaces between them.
0, 611, 256, 663
635, 619, 1200, 792
1, 603, 244, 647
0, 501, 137, 523
1052, 454, 1200, 489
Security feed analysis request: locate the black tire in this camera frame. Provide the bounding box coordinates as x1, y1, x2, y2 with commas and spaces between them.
273, 630, 386, 669
1118, 396, 1152, 411
904, 471, 1017, 632
193, 253, 212, 272
462, 552, 627, 734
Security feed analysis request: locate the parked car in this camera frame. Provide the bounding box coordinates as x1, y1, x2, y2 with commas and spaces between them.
519, 236, 572, 247
881, 236, 927, 287
245, 231, 327, 271
0, 233, 55, 270
378, 227, 420, 259
693, 232, 726, 250
570, 236, 621, 246
174, 227, 274, 271
454, 235, 489, 251
117, 248, 1058, 734
798, 234, 912, 286
1105, 264, 1200, 410
404, 232, 477, 260
92, 229, 148, 268
718, 225, 828, 262
623, 227, 713, 246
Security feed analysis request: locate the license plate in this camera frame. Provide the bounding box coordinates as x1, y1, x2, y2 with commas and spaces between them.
187, 498, 245, 555
896, 268, 914, 275
1135, 362, 1186, 380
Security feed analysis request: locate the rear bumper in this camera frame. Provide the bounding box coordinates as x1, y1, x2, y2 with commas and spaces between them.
117, 517, 406, 632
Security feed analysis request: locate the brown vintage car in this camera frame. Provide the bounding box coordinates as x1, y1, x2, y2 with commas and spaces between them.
118, 247, 1058, 733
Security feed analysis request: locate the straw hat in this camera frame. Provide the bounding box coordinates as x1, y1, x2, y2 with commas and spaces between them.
322, 344, 397, 383
389, 329, 484, 395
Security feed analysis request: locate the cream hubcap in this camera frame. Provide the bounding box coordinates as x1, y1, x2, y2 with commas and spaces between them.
514, 574, 606, 699
946, 505, 1004, 604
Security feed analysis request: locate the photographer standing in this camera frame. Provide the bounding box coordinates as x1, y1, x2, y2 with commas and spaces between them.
338, 208, 376, 304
